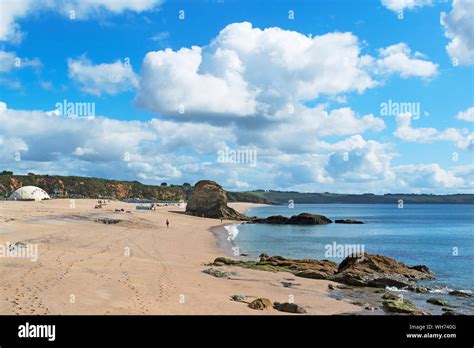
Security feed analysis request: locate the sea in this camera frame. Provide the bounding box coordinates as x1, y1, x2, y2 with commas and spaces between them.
227, 203, 474, 314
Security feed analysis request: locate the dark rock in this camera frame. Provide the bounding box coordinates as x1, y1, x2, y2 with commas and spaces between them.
288, 213, 332, 225
331, 253, 434, 288
427, 297, 449, 306
253, 213, 332, 225
273, 302, 307, 313
185, 180, 248, 220
409, 265, 433, 275
96, 218, 121, 224
335, 219, 364, 224
442, 308, 463, 316
328, 284, 335, 290
253, 215, 290, 224
248, 298, 272, 310
449, 290, 472, 298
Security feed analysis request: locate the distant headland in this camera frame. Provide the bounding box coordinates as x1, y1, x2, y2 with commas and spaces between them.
1, 171, 473, 204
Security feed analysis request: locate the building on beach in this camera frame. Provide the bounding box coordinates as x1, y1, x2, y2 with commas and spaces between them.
8, 186, 51, 201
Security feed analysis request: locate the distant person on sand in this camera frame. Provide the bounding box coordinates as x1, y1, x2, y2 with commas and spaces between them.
166, 219, 170, 228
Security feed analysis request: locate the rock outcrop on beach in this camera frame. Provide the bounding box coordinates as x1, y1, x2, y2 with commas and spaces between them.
273, 302, 307, 313
186, 180, 249, 220
259, 253, 338, 279
382, 299, 426, 315
330, 253, 434, 288
427, 297, 450, 306
248, 298, 273, 310
252, 213, 332, 225
210, 253, 433, 289
211, 254, 338, 279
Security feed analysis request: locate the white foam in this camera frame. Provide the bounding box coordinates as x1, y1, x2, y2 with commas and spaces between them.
429, 287, 472, 295
429, 286, 453, 294
224, 224, 240, 241
385, 286, 408, 292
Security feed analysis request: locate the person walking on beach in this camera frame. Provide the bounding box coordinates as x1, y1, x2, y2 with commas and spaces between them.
166, 219, 170, 228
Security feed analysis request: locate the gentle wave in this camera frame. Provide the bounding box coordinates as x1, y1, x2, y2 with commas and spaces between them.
429, 287, 472, 295
224, 224, 240, 241
385, 285, 472, 295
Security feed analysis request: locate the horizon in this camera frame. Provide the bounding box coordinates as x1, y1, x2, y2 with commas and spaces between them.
0, 0, 473, 194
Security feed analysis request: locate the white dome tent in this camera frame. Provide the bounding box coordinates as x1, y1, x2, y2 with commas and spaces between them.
9, 186, 51, 201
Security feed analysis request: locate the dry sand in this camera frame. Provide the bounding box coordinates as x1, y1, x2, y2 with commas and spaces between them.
0, 199, 360, 315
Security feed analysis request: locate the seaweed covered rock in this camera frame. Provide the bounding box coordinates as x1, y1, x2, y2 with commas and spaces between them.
383, 299, 423, 314
210, 253, 434, 290
427, 297, 450, 306
258, 254, 338, 279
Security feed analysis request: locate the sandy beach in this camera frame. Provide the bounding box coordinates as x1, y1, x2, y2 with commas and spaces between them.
0, 199, 360, 315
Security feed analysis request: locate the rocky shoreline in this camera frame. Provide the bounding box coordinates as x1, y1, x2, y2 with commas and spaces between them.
204, 252, 469, 315
190, 180, 470, 315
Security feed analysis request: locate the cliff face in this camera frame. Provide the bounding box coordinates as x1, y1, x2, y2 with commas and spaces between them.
185, 180, 249, 220
0, 173, 271, 204
0, 173, 191, 201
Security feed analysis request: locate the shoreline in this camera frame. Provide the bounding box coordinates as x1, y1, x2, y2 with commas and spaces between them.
208, 202, 270, 260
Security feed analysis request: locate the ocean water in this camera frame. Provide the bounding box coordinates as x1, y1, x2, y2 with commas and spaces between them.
233, 204, 474, 301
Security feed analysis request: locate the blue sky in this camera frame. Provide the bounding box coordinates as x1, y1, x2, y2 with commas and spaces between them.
0, 0, 473, 193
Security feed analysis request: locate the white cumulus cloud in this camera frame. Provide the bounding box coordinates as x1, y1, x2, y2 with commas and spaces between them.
375, 43, 438, 78
394, 112, 474, 150
441, 0, 474, 65
67, 55, 139, 96
0, 0, 162, 42
456, 106, 474, 122
394, 163, 464, 188
136, 22, 380, 118
381, 0, 432, 12
137, 22, 437, 120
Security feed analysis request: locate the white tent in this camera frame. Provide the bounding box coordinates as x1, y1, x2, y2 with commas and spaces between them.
8, 186, 51, 201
